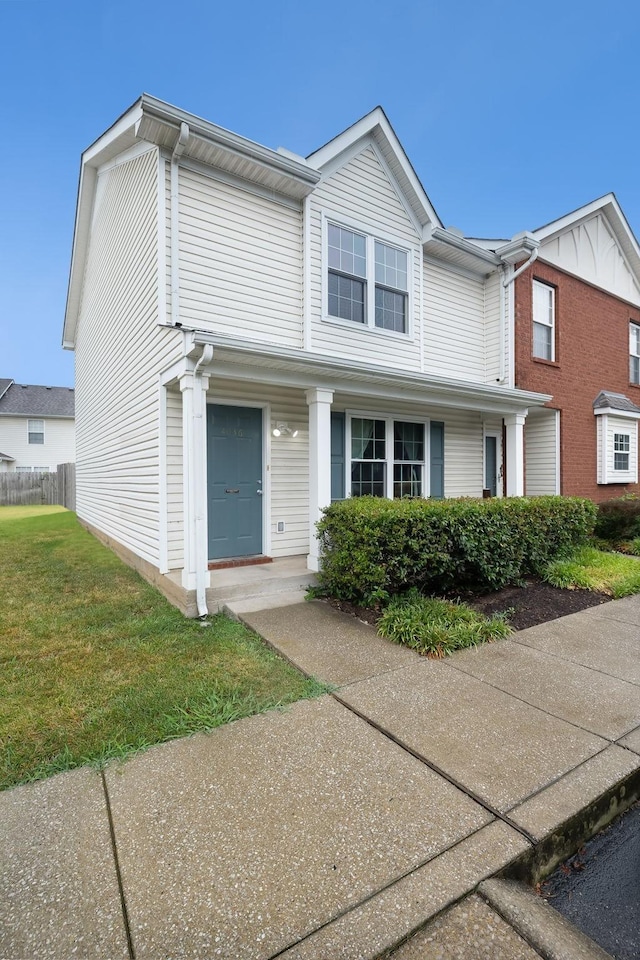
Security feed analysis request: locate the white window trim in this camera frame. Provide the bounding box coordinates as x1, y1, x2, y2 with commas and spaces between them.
532, 279, 556, 362
27, 419, 45, 445
321, 213, 414, 342
345, 410, 429, 499
630, 322, 640, 385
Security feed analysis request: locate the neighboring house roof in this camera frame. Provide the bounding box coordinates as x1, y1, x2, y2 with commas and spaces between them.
0, 382, 75, 418
593, 391, 640, 415
0, 451, 15, 461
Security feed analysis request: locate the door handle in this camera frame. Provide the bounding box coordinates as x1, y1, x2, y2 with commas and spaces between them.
256, 490, 263, 496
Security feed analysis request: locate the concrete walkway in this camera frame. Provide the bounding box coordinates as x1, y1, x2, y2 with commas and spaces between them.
2, 598, 640, 959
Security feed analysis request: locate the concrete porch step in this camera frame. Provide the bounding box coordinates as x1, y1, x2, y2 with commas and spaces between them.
206, 556, 317, 612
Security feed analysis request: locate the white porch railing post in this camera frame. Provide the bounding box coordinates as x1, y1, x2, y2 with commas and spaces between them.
305, 388, 334, 572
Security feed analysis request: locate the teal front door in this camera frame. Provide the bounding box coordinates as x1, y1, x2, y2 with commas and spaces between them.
207, 405, 263, 560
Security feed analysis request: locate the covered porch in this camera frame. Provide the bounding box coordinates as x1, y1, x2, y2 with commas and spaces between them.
159, 333, 551, 616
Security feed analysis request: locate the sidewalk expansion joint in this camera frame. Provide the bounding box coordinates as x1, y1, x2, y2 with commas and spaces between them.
101, 770, 136, 960
331, 691, 538, 848
511, 635, 640, 688
443, 658, 623, 743
264, 820, 500, 960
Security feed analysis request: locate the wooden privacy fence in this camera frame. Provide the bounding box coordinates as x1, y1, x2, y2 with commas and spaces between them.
0, 463, 76, 509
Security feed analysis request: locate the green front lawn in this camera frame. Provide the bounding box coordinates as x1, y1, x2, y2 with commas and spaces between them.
0, 507, 325, 790
544, 546, 640, 598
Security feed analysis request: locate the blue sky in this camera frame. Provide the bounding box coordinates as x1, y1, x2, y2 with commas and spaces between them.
2, 0, 640, 387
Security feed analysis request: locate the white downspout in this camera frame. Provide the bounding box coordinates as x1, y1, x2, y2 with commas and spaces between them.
170, 122, 189, 327
193, 344, 214, 618
499, 247, 538, 384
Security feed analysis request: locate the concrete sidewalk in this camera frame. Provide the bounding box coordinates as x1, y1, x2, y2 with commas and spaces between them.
2, 598, 640, 959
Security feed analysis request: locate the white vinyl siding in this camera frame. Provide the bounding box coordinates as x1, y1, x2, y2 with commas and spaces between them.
525, 410, 559, 495
484, 271, 502, 384
0, 415, 75, 471
75, 148, 183, 566
310, 145, 422, 370
423, 261, 485, 382
166, 388, 184, 569
177, 168, 303, 347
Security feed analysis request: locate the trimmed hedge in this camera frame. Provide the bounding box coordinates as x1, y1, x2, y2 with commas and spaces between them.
594, 495, 640, 543
316, 495, 597, 605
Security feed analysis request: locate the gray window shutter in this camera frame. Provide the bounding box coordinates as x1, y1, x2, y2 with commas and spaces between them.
430, 421, 444, 498
331, 412, 345, 500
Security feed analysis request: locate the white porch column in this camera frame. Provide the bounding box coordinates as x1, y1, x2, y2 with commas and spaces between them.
179, 367, 210, 599
504, 412, 527, 497
306, 388, 334, 572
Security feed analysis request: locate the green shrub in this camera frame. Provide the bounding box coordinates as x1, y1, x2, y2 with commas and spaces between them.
594, 495, 640, 543
378, 592, 511, 657
317, 495, 596, 605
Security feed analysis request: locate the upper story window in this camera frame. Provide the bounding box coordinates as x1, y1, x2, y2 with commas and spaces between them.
630, 323, 640, 384
532, 280, 555, 361
28, 419, 44, 444
327, 222, 409, 334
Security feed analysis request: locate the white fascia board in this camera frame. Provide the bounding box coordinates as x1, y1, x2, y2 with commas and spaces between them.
426, 228, 502, 268
593, 406, 640, 420
307, 107, 442, 229
138, 95, 320, 191
188, 330, 551, 412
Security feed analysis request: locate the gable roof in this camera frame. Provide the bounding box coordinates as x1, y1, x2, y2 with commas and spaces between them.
533, 193, 640, 292
0, 379, 13, 401
307, 106, 442, 232
0, 452, 15, 462
0, 383, 75, 418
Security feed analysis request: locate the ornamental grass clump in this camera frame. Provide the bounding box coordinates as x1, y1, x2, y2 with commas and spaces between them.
377, 592, 512, 658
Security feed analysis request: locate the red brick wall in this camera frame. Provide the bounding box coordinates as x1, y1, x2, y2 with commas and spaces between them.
515, 260, 640, 501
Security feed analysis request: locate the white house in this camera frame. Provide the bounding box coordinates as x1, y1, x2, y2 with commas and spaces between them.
0, 380, 75, 472
63, 96, 550, 616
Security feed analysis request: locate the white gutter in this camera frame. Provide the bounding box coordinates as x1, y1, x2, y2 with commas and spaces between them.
170, 122, 189, 327
192, 343, 214, 618
498, 242, 539, 384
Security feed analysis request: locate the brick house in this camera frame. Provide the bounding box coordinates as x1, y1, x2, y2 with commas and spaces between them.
493, 195, 640, 501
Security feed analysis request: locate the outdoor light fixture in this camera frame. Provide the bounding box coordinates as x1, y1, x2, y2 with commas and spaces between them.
272, 422, 299, 438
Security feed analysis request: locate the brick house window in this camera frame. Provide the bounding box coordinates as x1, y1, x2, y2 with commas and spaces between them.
630, 323, 640, 384
28, 419, 44, 444
613, 433, 630, 472
532, 280, 555, 361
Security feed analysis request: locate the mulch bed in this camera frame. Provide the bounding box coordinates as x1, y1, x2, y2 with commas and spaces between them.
325, 580, 612, 633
